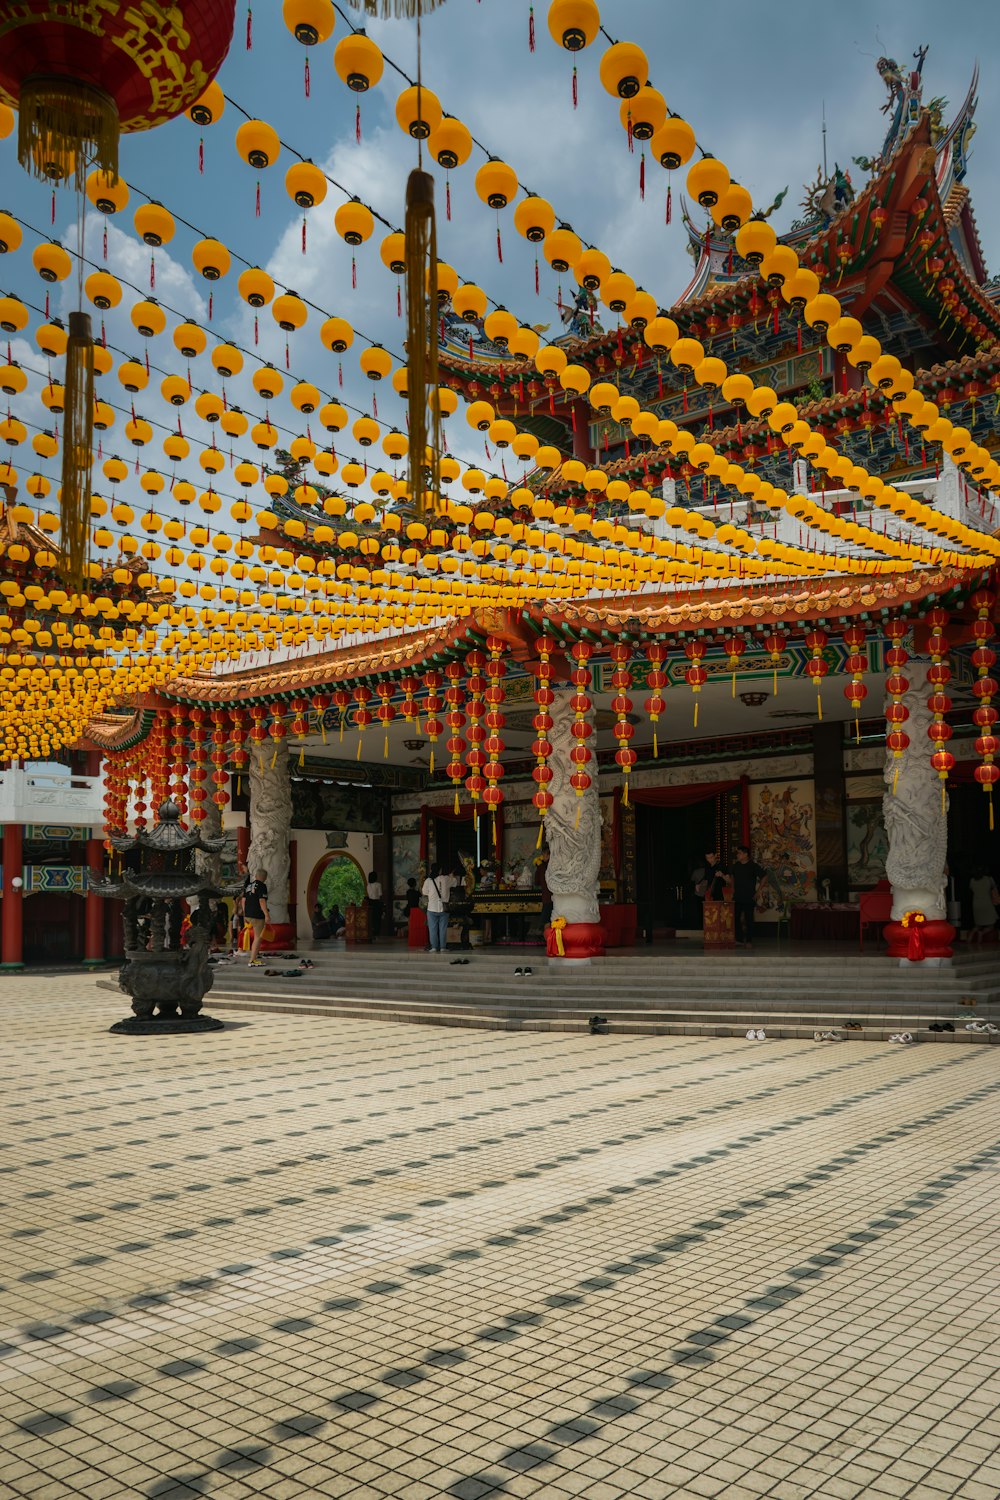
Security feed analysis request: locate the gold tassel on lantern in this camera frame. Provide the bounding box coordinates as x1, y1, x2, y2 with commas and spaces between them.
404, 166, 441, 515
60, 311, 95, 592
18, 78, 119, 191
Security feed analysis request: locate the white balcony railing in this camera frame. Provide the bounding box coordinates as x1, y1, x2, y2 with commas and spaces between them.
0, 765, 104, 829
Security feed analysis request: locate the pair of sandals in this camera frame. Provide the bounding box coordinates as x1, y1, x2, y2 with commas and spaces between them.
928, 1021, 955, 1032
744, 1028, 767, 1041
264, 968, 304, 978
449, 957, 470, 966
514, 966, 534, 977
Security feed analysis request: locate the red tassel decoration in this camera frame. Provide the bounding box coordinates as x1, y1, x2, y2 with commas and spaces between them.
356, 103, 361, 143
557, 285, 564, 314
397, 284, 402, 318
446, 177, 451, 220
103, 225, 107, 260
616, 326, 623, 360
534, 256, 539, 295
639, 151, 645, 201
285, 338, 290, 371
150, 253, 155, 289
254, 314, 259, 345
572, 65, 578, 108
304, 57, 310, 98
657, 363, 663, 398
255, 180, 261, 217
50, 189, 55, 224
208, 293, 213, 321
302, 216, 307, 254
496, 223, 503, 263
528, 4, 535, 50
468, 335, 474, 359
198, 137, 204, 174
571, 405, 577, 432
246, 4, 252, 48
708, 405, 713, 430
352, 254, 357, 289
796, 321, 802, 353
665, 184, 672, 224
727, 246, 733, 275
44, 289, 50, 319
373, 392, 378, 418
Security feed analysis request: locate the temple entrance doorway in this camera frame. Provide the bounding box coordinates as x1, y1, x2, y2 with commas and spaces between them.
635, 800, 718, 936
433, 814, 478, 877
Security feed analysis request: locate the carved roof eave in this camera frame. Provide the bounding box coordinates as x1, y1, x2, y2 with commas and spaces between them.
440, 116, 1000, 391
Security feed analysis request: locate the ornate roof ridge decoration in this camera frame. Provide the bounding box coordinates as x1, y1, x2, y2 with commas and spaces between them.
440, 117, 1000, 395
160, 617, 479, 702
560, 565, 974, 632
79, 707, 156, 752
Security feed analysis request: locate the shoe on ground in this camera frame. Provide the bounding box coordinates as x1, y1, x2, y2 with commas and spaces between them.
746, 1029, 757, 1041
755, 1028, 766, 1040
249, 959, 263, 968
514, 967, 524, 977
523, 966, 533, 976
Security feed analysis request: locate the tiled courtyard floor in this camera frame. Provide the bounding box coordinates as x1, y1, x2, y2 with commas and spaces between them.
1, 979, 999, 1500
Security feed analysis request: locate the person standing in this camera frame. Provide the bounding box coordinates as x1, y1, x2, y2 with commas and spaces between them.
692, 850, 733, 950
421, 863, 453, 952
730, 844, 765, 948
366, 870, 383, 940
243, 868, 270, 967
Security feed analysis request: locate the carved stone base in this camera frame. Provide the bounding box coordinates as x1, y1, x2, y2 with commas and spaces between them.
110, 1014, 225, 1035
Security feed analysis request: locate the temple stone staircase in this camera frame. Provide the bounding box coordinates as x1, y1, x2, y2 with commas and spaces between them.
204, 942, 1000, 1044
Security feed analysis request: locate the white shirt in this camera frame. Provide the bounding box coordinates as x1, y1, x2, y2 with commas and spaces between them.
367, 880, 382, 900
422, 874, 453, 913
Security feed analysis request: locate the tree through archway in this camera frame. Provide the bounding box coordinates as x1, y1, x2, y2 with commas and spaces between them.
316, 855, 366, 915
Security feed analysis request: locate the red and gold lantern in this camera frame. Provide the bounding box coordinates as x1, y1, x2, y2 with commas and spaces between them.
532, 638, 556, 840
483, 634, 507, 844
569, 640, 594, 814
683, 639, 706, 727
465, 649, 487, 818
376, 681, 395, 758
970, 590, 998, 827
353, 684, 373, 758
422, 668, 443, 774
722, 633, 745, 697
924, 609, 953, 811
443, 661, 465, 812
188, 706, 208, 822
311, 692, 330, 745
643, 640, 667, 757
332, 687, 352, 742
762, 629, 787, 696
804, 628, 828, 719
842, 625, 867, 742
248, 703, 269, 771
230, 707, 249, 793
884, 619, 910, 793
609, 641, 636, 803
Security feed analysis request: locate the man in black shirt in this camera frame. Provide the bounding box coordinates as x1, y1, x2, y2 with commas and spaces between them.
244, 868, 269, 967
730, 845, 765, 948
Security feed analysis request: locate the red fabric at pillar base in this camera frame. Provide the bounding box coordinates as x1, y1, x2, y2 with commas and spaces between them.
408, 908, 429, 948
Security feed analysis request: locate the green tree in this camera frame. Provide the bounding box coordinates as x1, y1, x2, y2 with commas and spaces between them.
317, 857, 366, 914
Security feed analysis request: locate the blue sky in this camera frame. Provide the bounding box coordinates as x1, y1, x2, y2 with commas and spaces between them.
2, 0, 997, 528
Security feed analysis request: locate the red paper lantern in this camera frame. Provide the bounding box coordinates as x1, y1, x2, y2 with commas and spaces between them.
644, 641, 667, 756
0, 2, 236, 190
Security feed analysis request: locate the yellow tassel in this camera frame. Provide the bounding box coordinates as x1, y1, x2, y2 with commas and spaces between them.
731, 670, 736, 698
384, 733, 389, 758
236, 774, 242, 796
18, 77, 118, 191
429, 748, 435, 774
893, 764, 899, 795
298, 745, 304, 768
270, 749, 277, 769
339, 719, 344, 742
773, 667, 778, 696
623, 779, 629, 807
941, 782, 946, 815
357, 736, 362, 761
854, 715, 860, 745
575, 800, 581, 829
454, 790, 460, 815
536, 817, 544, 849
404, 167, 441, 515
990, 789, 995, 832
816, 692, 823, 722
693, 698, 699, 729
492, 818, 497, 848
653, 728, 658, 758
320, 722, 327, 744
59, 311, 95, 593
258, 754, 265, 772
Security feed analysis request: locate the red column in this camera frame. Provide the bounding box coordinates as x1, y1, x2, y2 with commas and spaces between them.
572, 400, 594, 463
237, 824, 250, 864
2, 822, 23, 969
288, 837, 297, 934
84, 836, 105, 965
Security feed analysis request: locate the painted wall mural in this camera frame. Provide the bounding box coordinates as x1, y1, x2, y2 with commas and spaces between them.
749, 781, 817, 913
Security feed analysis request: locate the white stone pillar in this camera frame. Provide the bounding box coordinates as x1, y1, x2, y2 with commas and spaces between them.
545, 687, 601, 939
248, 736, 291, 924
883, 659, 949, 954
